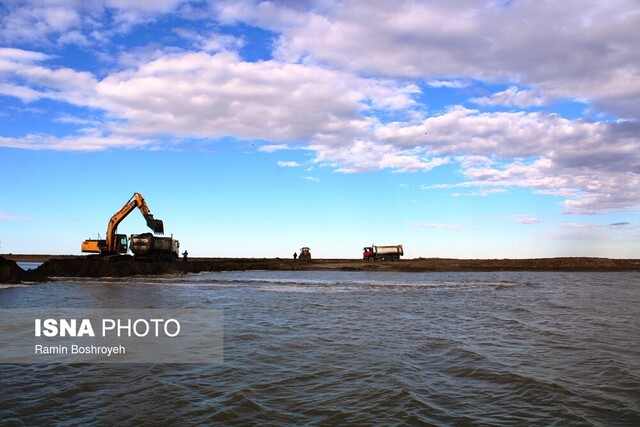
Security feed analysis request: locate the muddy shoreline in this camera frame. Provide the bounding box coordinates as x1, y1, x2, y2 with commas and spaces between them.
2, 254, 639, 284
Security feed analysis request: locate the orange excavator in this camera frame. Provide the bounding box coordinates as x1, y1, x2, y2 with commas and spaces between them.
81, 193, 164, 256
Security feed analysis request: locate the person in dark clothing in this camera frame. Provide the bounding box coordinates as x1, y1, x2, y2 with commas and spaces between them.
293, 252, 297, 260
182, 250, 188, 262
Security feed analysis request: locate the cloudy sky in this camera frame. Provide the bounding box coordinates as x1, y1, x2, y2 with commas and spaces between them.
0, 0, 638, 258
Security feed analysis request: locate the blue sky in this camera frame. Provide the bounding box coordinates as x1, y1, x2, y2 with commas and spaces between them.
0, 0, 638, 259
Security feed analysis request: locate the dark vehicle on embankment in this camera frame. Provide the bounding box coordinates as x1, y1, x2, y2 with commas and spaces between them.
129, 233, 180, 262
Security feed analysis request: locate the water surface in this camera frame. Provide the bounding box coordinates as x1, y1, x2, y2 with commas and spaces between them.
1, 271, 639, 425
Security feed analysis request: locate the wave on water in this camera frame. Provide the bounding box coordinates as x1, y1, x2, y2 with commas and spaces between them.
0, 284, 29, 289
199, 278, 532, 292
57, 272, 534, 293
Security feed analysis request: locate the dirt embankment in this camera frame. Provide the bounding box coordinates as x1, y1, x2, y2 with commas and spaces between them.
2, 255, 639, 284
0, 256, 49, 283
391, 257, 640, 272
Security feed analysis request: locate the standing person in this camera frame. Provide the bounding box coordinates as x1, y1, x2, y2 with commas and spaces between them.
293, 252, 297, 260
182, 250, 188, 262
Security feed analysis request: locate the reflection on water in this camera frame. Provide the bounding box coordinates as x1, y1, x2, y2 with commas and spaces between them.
16, 262, 43, 271
1, 271, 639, 425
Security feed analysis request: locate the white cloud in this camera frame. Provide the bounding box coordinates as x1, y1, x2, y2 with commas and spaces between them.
0, 48, 51, 63
450, 188, 507, 197
1, 1, 639, 217
218, 0, 640, 120
277, 161, 300, 168
380, 106, 640, 213
0, 132, 152, 151
311, 140, 449, 173
470, 86, 545, 108
0, 49, 97, 104
0, 49, 425, 172
512, 215, 543, 224
0, 0, 188, 46
560, 223, 599, 229
3, 1, 639, 120
0, 82, 42, 102
105, 0, 184, 12
54, 114, 100, 126
0, 2, 83, 44
560, 222, 635, 230
259, 144, 291, 153
173, 28, 245, 53
89, 51, 397, 144
2, 47, 638, 213
427, 80, 468, 89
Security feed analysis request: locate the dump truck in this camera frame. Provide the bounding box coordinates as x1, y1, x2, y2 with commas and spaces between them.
363, 244, 403, 262
129, 233, 180, 262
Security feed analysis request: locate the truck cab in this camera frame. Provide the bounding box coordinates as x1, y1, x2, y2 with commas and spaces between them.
363, 247, 374, 260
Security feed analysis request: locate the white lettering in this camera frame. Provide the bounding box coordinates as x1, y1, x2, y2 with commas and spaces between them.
43, 318, 58, 337
102, 319, 115, 336
59, 319, 75, 337
149, 318, 163, 335
133, 319, 149, 337
165, 319, 180, 337
101, 318, 181, 337
34, 344, 68, 354
118, 319, 132, 336
34, 318, 95, 337
77, 319, 95, 337
71, 345, 126, 356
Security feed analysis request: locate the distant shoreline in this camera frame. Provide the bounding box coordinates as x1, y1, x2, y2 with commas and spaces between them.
5, 254, 79, 263
4, 254, 640, 272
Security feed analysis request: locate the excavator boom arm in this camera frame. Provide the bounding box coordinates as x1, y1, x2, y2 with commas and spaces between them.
105, 193, 164, 253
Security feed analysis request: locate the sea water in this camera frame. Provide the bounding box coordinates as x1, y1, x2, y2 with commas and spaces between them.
1, 270, 639, 425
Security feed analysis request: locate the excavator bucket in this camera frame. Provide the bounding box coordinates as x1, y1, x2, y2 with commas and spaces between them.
145, 215, 164, 235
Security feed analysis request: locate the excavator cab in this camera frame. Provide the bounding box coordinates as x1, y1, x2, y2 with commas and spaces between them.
81, 234, 129, 254
115, 234, 128, 253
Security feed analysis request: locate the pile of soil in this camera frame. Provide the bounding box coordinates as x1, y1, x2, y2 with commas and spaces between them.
34, 257, 298, 278
182, 257, 297, 274
1, 256, 298, 283
36, 257, 184, 278
0, 255, 48, 283
0, 255, 23, 283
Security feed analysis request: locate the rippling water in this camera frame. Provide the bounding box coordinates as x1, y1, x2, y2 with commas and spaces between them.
1, 271, 639, 425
